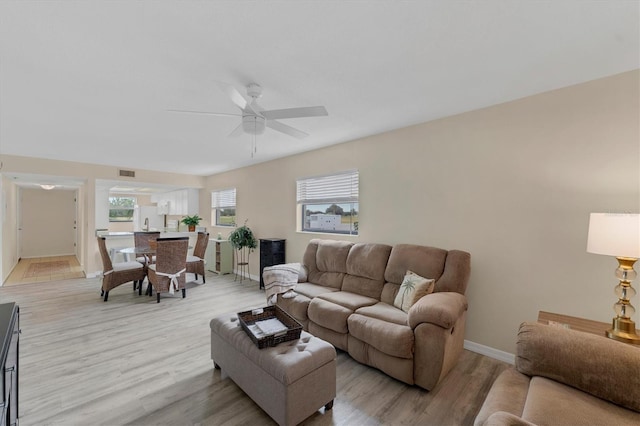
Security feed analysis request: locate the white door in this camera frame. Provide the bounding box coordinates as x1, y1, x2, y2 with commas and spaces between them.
19, 188, 76, 258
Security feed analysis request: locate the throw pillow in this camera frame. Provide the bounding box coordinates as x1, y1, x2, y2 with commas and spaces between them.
393, 270, 435, 313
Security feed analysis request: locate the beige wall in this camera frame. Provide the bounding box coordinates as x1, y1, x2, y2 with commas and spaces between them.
1, 175, 19, 282
20, 188, 76, 257
205, 70, 640, 353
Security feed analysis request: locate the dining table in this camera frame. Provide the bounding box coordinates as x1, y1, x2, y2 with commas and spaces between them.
118, 246, 156, 264
119, 245, 193, 257
118, 245, 193, 297
118, 246, 157, 295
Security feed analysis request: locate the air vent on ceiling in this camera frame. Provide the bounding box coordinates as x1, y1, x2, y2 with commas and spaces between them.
119, 169, 136, 178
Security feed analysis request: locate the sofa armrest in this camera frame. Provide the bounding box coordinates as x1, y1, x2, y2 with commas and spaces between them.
482, 412, 537, 426
407, 292, 468, 329
473, 368, 531, 426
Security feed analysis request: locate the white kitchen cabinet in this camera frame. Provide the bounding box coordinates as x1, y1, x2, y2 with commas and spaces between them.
185, 189, 199, 215
153, 189, 199, 216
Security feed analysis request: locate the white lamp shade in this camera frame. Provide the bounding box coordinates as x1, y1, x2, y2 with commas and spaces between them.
587, 213, 640, 258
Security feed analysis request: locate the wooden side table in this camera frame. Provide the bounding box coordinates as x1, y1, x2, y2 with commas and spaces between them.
538, 311, 640, 343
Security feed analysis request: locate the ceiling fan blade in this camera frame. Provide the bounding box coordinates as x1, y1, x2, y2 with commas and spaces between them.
216, 82, 248, 110
228, 123, 244, 137
266, 120, 309, 139
216, 81, 259, 116
167, 109, 241, 117
261, 106, 328, 120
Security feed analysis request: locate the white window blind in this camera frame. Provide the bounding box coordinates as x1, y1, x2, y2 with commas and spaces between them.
211, 188, 236, 208
296, 170, 359, 204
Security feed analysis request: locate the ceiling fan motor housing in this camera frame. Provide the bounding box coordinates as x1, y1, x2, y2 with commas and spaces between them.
242, 115, 266, 135
246, 83, 263, 100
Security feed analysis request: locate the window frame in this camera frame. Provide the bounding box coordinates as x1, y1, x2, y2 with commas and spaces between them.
108, 196, 136, 223
211, 188, 236, 227
296, 169, 359, 235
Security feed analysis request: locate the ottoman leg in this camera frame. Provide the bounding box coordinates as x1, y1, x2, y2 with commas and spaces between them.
325, 400, 334, 410
213, 361, 221, 370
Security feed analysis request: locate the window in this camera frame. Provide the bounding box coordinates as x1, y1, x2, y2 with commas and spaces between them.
297, 169, 359, 235
109, 196, 136, 222
212, 188, 236, 227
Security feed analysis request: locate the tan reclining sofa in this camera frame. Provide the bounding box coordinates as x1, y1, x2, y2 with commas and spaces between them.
276, 239, 471, 391
474, 322, 640, 426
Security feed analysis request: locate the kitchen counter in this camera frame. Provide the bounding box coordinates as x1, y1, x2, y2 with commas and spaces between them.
96, 230, 201, 238
96, 231, 133, 238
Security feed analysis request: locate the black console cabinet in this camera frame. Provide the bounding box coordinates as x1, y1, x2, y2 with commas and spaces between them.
259, 239, 286, 289
0, 303, 19, 426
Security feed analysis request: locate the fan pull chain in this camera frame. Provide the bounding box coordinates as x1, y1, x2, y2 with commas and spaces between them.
251, 133, 256, 158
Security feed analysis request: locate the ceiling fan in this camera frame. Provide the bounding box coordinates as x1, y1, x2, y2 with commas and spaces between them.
169, 82, 328, 155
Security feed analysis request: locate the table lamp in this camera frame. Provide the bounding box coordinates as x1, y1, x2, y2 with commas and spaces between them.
587, 213, 640, 344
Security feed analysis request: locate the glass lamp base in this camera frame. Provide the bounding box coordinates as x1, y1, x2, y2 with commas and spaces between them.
607, 317, 640, 344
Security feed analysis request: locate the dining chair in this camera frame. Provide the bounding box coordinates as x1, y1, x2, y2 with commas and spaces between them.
97, 237, 146, 302
134, 231, 160, 263
134, 231, 160, 290
147, 237, 189, 303
186, 232, 209, 283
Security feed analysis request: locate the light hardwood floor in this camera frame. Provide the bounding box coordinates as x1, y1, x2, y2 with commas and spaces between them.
0, 272, 507, 426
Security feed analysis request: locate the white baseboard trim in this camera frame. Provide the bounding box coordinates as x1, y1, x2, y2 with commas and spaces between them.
464, 340, 515, 365
21, 253, 76, 259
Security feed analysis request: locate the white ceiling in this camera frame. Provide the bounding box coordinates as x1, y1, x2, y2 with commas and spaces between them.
1, 1, 638, 179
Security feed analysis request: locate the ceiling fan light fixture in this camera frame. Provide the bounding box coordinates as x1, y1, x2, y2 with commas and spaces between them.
242, 115, 266, 135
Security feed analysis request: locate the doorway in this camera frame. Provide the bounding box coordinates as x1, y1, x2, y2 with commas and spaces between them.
19, 187, 76, 257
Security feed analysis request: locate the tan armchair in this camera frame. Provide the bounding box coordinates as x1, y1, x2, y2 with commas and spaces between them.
475, 322, 640, 425
97, 237, 145, 302
147, 237, 189, 303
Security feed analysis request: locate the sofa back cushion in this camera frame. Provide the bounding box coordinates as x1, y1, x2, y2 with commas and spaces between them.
516, 322, 640, 413
342, 243, 392, 299
303, 239, 353, 289
381, 244, 470, 305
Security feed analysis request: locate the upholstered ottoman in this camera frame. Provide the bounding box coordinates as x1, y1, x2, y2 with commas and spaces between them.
210, 314, 336, 426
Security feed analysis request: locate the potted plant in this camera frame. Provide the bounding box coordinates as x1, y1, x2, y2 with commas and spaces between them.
181, 214, 202, 232
228, 219, 257, 251
228, 219, 257, 281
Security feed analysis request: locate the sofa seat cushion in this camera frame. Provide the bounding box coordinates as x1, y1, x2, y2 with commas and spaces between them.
276, 293, 312, 324
348, 313, 414, 359
355, 302, 407, 326
522, 377, 640, 426
295, 282, 340, 299
308, 298, 352, 334
308, 290, 378, 335
315, 291, 378, 311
